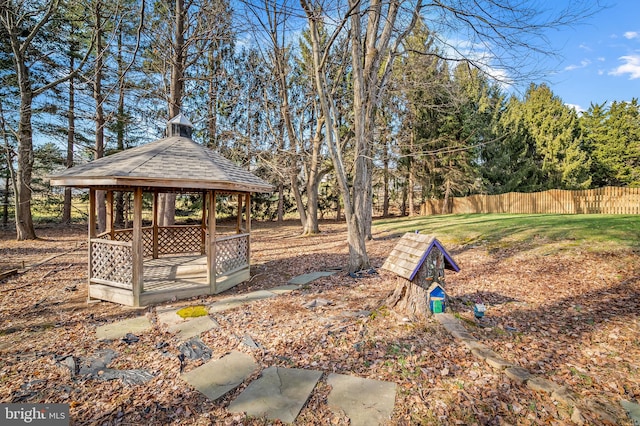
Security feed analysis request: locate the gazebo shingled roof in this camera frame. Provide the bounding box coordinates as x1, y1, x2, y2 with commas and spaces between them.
50, 135, 272, 192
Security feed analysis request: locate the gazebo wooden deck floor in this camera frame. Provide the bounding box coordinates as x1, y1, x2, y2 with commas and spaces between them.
144, 255, 208, 289
136, 255, 209, 305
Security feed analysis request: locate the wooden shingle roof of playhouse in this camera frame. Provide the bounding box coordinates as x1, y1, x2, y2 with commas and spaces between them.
50, 117, 272, 193
382, 233, 460, 280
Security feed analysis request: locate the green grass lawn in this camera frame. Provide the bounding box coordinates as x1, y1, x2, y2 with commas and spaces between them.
374, 214, 640, 252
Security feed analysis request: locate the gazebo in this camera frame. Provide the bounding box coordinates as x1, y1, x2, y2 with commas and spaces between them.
50, 115, 272, 307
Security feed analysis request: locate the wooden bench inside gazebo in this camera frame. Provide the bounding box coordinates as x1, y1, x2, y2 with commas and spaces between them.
50, 115, 272, 307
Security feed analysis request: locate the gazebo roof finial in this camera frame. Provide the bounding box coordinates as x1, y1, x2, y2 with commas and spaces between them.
168, 113, 193, 127
167, 113, 193, 138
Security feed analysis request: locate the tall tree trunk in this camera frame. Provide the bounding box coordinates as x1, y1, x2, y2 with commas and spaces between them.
15, 61, 37, 240
304, 11, 368, 272
382, 133, 390, 217
206, 46, 218, 149
63, 53, 75, 224
277, 182, 284, 222
408, 129, 415, 216
401, 181, 407, 216
2, 172, 8, 228
115, 29, 126, 227
94, 1, 106, 233
408, 166, 415, 216
303, 129, 324, 235
304, 176, 320, 235
1, 101, 13, 229
290, 172, 306, 226
159, 0, 186, 227
442, 178, 452, 214
334, 176, 341, 221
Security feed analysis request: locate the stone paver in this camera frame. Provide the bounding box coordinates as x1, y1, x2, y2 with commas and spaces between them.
504, 367, 533, 385
621, 400, 640, 425
156, 307, 184, 327
287, 271, 336, 285
461, 339, 489, 351
551, 386, 580, 406
434, 314, 475, 340
167, 315, 219, 340
209, 290, 276, 313
582, 397, 625, 424
470, 347, 494, 361
484, 353, 513, 370
268, 284, 301, 294
96, 316, 152, 340
326, 373, 396, 426
228, 366, 322, 423
181, 351, 258, 401
527, 377, 561, 394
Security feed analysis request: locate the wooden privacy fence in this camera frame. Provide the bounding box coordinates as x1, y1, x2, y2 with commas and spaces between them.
420, 187, 640, 215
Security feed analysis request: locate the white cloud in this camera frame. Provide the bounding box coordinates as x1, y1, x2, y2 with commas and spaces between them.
434, 36, 514, 90
609, 55, 640, 79
564, 59, 591, 71
566, 103, 585, 113
624, 31, 639, 40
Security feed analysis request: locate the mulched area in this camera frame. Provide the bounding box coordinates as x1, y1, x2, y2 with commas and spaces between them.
0, 220, 638, 425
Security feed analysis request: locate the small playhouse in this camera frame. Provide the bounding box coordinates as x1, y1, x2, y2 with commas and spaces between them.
383, 232, 459, 317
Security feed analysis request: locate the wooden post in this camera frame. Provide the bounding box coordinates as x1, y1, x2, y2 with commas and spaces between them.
132, 187, 143, 307
201, 190, 207, 254
236, 193, 242, 233
152, 190, 159, 259
87, 188, 97, 302
245, 192, 251, 262
208, 190, 217, 293
106, 190, 114, 238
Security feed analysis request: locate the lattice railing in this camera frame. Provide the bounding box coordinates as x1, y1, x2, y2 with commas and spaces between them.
112, 229, 133, 242
111, 228, 154, 257
215, 234, 249, 275
90, 239, 133, 289
109, 226, 200, 258
158, 226, 204, 255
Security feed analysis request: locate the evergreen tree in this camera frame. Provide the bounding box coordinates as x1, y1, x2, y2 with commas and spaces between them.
516, 83, 591, 189
481, 95, 545, 193
582, 99, 640, 187
0, 0, 94, 239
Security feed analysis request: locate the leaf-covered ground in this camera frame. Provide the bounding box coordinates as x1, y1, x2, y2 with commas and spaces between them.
0, 220, 638, 425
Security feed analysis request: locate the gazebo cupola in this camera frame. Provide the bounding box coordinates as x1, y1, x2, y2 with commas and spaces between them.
50, 115, 272, 307
167, 113, 193, 138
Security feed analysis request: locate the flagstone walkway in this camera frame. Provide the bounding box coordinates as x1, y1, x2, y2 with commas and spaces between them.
92, 271, 639, 425
92, 270, 399, 424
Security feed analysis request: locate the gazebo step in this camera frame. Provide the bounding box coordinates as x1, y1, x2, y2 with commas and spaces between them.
139, 284, 211, 306
214, 267, 250, 294
89, 283, 135, 306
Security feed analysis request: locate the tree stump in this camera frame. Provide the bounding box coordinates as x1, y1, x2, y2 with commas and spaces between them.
386, 277, 431, 321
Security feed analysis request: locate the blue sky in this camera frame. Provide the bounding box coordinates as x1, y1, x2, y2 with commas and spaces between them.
540, 0, 640, 112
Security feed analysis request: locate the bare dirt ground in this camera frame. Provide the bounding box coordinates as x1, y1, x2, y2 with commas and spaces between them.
0, 220, 638, 425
